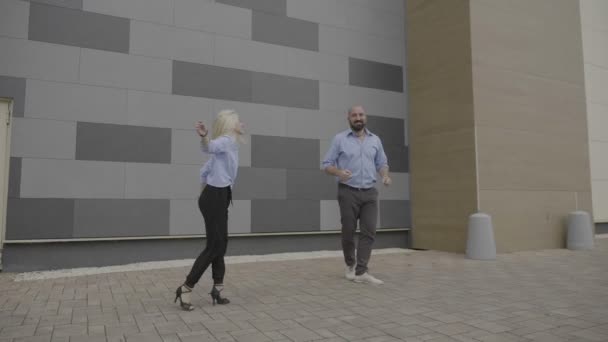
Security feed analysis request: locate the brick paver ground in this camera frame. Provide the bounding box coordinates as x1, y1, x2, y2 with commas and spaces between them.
1, 239, 607, 342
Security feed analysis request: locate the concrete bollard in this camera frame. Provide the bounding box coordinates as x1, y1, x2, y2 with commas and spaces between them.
466, 213, 496, 260
567, 211, 594, 250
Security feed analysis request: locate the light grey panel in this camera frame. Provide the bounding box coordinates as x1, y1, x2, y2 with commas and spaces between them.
127, 90, 213, 129
172, 61, 252, 102
384, 144, 409, 173
170, 199, 251, 235
28, 3, 130, 53
349, 57, 403, 92
2, 231, 408, 271
320, 200, 340, 231
129, 21, 214, 65
11, 117, 76, 159
214, 35, 287, 75
377, 172, 409, 200
124, 163, 200, 200
252, 72, 319, 109
212, 100, 288, 137
0, 75, 26, 117
232, 167, 286, 200
217, 0, 285, 15
173, 0, 251, 39
76, 122, 171, 163
26, 0, 82, 10
8, 157, 21, 198
6, 198, 74, 240
228, 200, 251, 234
286, 108, 345, 140
287, 169, 336, 200
0, 37, 81, 83
79, 48, 171, 93
74, 199, 169, 238
252, 11, 318, 51
251, 199, 319, 233
251, 135, 319, 169
170, 199, 203, 235
171, 129, 210, 165
20, 158, 125, 198
379, 200, 411, 228
83, 0, 173, 25
366, 115, 405, 146
0, 0, 29, 39
25, 79, 128, 124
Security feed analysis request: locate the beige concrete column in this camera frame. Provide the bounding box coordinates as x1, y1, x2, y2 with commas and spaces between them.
406, 0, 592, 252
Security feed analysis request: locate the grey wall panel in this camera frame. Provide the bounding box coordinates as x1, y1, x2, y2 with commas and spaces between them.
29, 3, 130, 53
366, 115, 405, 146
251, 135, 319, 169
172, 61, 252, 102
252, 11, 318, 51
0, 75, 26, 117
379, 200, 411, 228
73, 199, 170, 238
252, 72, 319, 109
8, 157, 21, 198
384, 144, 409, 173
76, 122, 171, 163
251, 199, 319, 232
217, 0, 286, 16
286, 169, 336, 200
6, 198, 74, 240
232, 167, 287, 200
349, 57, 403, 92
26, 0, 82, 10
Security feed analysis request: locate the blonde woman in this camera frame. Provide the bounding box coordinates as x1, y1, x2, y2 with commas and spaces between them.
175, 110, 244, 311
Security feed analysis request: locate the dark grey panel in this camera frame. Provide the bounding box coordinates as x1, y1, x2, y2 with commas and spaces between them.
366, 115, 405, 146
8, 157, 21, 198
597, 223, 608, 234
383, 144, 409, 173
217, 0, 286, 16
25, 0, 82, 10
6, 198, 74, 240
252, 72, 319, 109
0, 75, 26, 117
172, 61, 252, 102
251, 199, 320, 232
349, 57, 403, 92
28, 3, 130, 53
251, 135, 319, 169
232, 167, 286, 200
74, 199, 169, 238
2, 230, 409, 271
287, 169, 336, 200
76, 122, 171, 163
252, 11, 318, 51
380, 200, 411, 228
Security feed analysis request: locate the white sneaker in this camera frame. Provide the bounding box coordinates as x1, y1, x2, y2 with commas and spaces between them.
353, 272, 384, 285
345, 265, 356, 280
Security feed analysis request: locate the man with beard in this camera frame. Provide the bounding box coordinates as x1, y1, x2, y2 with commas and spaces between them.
322, 105, 391, 285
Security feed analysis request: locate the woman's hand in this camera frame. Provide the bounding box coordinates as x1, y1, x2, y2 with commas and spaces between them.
195, 121, 208, 137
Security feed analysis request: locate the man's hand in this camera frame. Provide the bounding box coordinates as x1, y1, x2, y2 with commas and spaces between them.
195, 121, 208, 137
338, 169, 352, 182
382, 175, 391, 186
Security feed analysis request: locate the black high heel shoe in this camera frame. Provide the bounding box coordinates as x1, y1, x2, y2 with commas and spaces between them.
209, 285, 230, 306
175, 285, 194, 311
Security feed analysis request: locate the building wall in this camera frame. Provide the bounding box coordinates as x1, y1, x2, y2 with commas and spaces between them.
407, 0, 592, 253
0, 0, 410, 248
580, 0, 608, 223
471, 0, 592, 252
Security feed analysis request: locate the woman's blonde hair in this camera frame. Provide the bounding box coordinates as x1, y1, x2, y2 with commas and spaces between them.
212, 109, 241, 140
